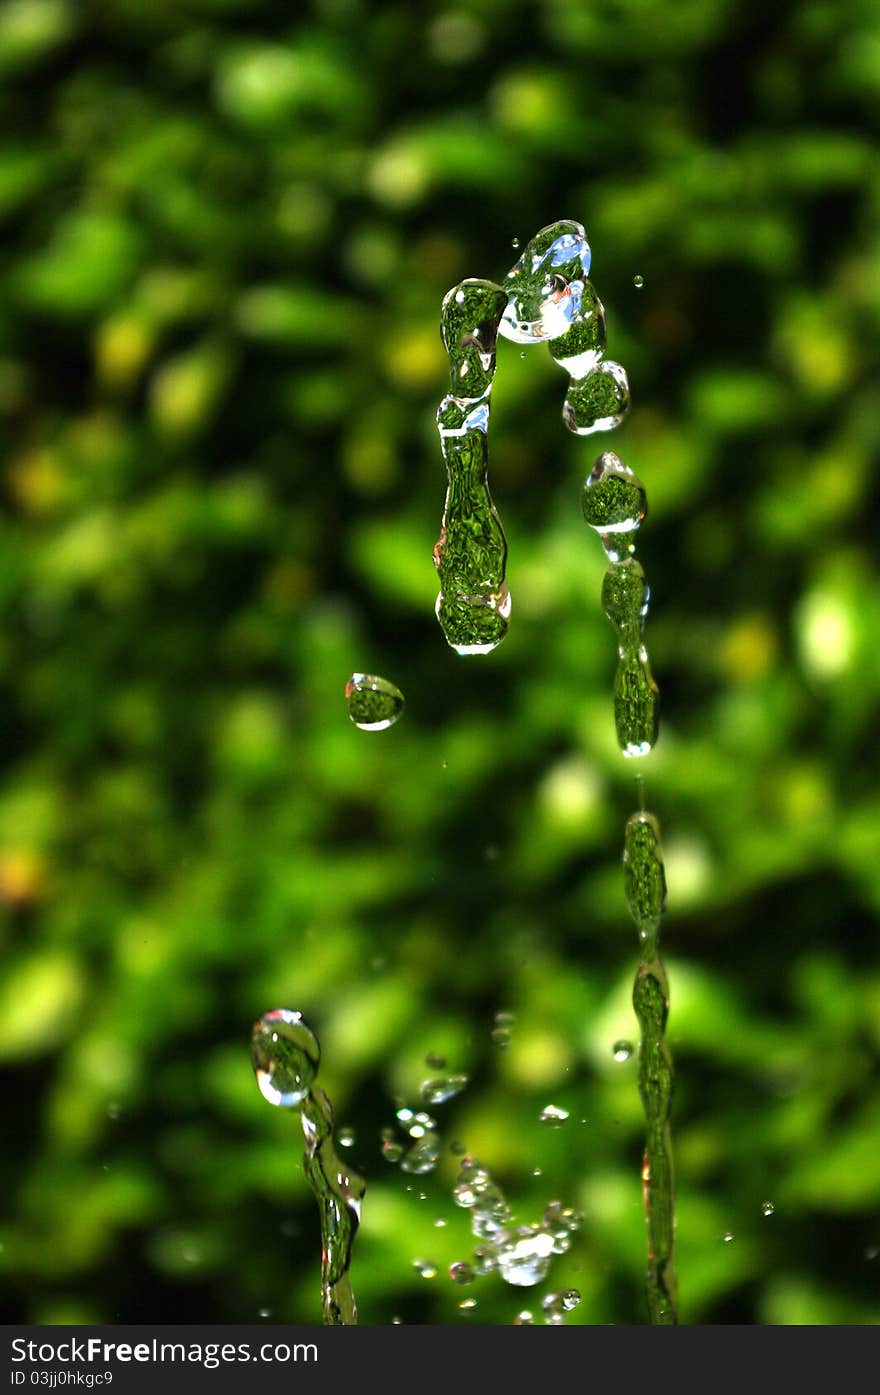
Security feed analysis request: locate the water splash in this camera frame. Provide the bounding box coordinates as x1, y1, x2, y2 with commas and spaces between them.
434, 279, 511, 654
345, 673, 405, 730
623, 813, 677, 1325
250, 1009, 365, 1325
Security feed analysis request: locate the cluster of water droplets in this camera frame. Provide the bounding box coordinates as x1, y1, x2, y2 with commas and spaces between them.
450, 1155, 583, 1299
250, 1009, 366, 1325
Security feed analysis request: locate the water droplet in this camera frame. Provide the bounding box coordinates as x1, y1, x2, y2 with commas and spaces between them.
381, 1131, 404, 1164
391, 1316, 403, 1325
723, 1231, 734, 1244
613, 1040, 634, 1062
449, 1261, 475, 1285
633, 274, 644, 289
420, 1073, 469, 1105
581, 451, 646, 562
345, 673, 404, 731
761, 1201, 775, 1217
563, 361, 630, 435
434, 1218, 447, 1228
499, 220, 591, 345
513, 1310, 534, 1325
623, 811, 667, 949
401, 1131, 441, 1175
338, 1127, 356, 1149
511, 236, 520, 249
496, 1225, 555, 1287
413, 1258, 437, 1279
459, 1297, 478, 1311
251, 1009, 319, 1108
532, 1167, 543, 1177
258, 1307, 272, 1319
538, 1104, 569, 1127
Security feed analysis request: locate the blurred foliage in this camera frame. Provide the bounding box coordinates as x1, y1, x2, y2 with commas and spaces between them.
0, 0, 879, 1327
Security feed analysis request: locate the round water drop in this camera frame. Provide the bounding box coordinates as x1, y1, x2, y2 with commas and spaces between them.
449, 1260, 475, 1285
562, 1289, 581, 1311
538, 1104, 569, 1127
251, 1009, 319, 1108
613, 1040, 634, 1062
258, 1307, 272, 1319
761, 1201, 775, 1217
420, 1073, 469, 1105
380, 1128, 404, 1164
345, 673, 405, 731
413, 1258, 437, 1279
723, 1231, 734, 1244
338, 1127, 356, 1149
633, 274, 644, 289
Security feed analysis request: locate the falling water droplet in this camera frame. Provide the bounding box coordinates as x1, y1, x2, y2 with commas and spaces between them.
495, 1226, 556, 1287
538, 1104, 570, 1127
613, 1040, 634, 1062
499, 220, 591, 344
511, 236, 520, 249
624, 812, 667, 951
251, 1009, 319, 1108
723, 1231, 734, 1244
459, 1297, 478, 1311
449, 1261, 475, 1285
581, 451, 647, 563
633, 274, 645, 289
345, 673, 405, 731
602, 560, 659, 758
400, 1131, 442, 1175
563, 361, 631, 435
413, 1258, 438, 1279
420, 1073, 469, 1105
338, 1127, 356, 1149
761, 1201, 775, 1217
514, 1311, 534, 1326
258, 1307, 272, 1319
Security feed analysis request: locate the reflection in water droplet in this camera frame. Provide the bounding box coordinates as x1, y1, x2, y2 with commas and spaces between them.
538, 1104, 570, 1127
613, 1040, 634, 1062
499, 220, 592, 345
251, 1010, 364, 1326
345, 673, 405, 731
435, 279, 511, 655
633, 274, 645, 289
251, 1009, 319, 1108
449, 1260, 475, 1284
420, 1073, 469, 1105
582, 452, 647, 563
400, 1131, 441, 1175
496, 1226, 556, 1287
563, 361, 631, 436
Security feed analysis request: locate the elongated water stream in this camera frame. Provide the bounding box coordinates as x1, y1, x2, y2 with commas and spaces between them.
251, 1009, 365, 1325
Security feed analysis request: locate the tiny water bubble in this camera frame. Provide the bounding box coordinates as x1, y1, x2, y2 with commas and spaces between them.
613, 1040, 634, 1062
538, 1104, 569, 1127
344, 673, 404, 731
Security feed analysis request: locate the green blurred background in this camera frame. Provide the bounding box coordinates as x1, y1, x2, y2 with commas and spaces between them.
1, 0, 879, 1326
